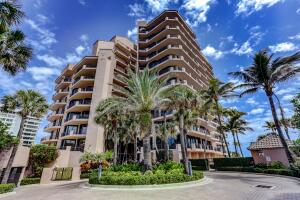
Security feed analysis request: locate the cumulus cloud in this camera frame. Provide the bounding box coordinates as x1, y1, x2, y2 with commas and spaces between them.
289, 33, 300, 40
80, 34, 89, 42
128, 3, 145, 17
145, 0, 178, 13
246, 97, 258, 105
182, 0, 216, 27
28, 67, 60, 81
78, 0, 86, 5
269, 42, 297, 53
297, 8, 300, 15
250, 108, 264, 114
202, 45, 224, 59
282, 94, 294, 101
75, 45, 85, 55
127, 27, 138, 41
236, 0, 284, 16
231, 41, 253, 55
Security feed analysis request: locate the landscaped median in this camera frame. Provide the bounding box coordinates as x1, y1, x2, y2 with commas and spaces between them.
0, 184, 15, 194
87, 161, 204, 185
20, 177, 41, 186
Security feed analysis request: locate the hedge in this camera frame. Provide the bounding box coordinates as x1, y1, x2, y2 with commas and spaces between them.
89, 171, 204, 185
0, 184, 15, 194
80, 173, 90, 179
54, 167, 73, 180
189, 159, 209, 171
216, 167, 300, 178
20, 178, 41, 186
213, 157, 254, 169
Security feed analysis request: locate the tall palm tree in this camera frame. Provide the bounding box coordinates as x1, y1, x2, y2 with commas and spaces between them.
0, 1, 24, 31
1, 90, 48, 183
229, 49, 300, 163
274, 94, 291, 139
163, 85, 198, 174
199, 78, 235, 157
95, 97, 126, 165
263, 121, 277, 133
98, 69, 168, 170
224, 109, 253, 157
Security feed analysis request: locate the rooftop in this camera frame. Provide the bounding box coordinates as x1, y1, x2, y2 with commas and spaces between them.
248, 134, 294, 150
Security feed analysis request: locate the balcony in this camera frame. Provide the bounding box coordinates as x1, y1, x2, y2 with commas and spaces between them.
55, 77, 72, 90
69, 87, 93, 100
112, 84, 126, 96
61, 129, 87, 140
44, 122, 62, 132
66, 101, 91, 113
72, 76, 95, 88
40, 135, 58, 144
50, 99, 67, 110
47, 110, 64, 121
52, 88, 69, 100
74, 64, 97, 79
113, 73, 127, 86
64, 114, 89, 126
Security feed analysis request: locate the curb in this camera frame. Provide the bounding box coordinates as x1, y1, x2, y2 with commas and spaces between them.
0, 191, 16, 199
80, 177, 213, 191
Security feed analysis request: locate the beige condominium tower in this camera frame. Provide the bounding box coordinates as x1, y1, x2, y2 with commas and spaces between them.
42, 10, 226, 170
137, 10, 226, 160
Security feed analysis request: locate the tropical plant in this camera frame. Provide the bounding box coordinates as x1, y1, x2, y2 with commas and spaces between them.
199, 78, 235, 157
291, 93, 300, 130
0, 121, 18, 153
229, 49, 300, 163
223, 109, 253, 157
0, 90, 48, 183
80, 151, 113, 164
162, 85, 198, 174
274, 94, 291, 139
27, 144, 57, 177
0, 1, 32, 76
263, 121, 277, 133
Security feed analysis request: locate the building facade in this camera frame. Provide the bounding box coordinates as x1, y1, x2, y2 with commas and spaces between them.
42, 36, 137, 157
0, 111, 41, 147
137, 10, 226, 160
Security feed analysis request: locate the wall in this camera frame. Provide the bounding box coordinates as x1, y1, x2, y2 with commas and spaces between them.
251, 148, 290, 167
0, 145, 30, 169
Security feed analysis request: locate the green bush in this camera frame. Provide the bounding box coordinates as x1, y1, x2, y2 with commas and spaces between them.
80, 173, 90, 179
154, 161, 183, 171
89, 171, 203, 185
108, 163, 142, 172
190, 159, 209, 171
0, 184, 15, 194
20, 178, 40, 186
54, 167, 73, 180
213, 157, 254, 169
270, 161, 286, 169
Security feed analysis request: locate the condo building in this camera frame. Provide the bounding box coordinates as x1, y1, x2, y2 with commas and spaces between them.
41, 10, 225, 171
42, 36, 137, 156
137, 10, 226, 159
0, 111, 41, 147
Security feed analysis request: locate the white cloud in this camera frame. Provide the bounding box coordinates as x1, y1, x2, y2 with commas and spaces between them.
78, 0, 87, 5
282, 94, 294, 101
207, 24, 212, 32
246, 97, 258, 105
36, 14, 48, 24
75, 45, 85, 55
128, 3, 145, 17
269, 42, 297, 53
276, 87, 296, 95
145, 0, 177, 13
250, 108, 264, 114
80, 34, 89, 42
297, 8, 300, 15
28, 67, 60, 81
236, 0, 284, 16
127, 27, 138, 41
289, 33, 300, 40
231, 41, 253, 55
202, 45, 224, 59
182, 0, 216, 27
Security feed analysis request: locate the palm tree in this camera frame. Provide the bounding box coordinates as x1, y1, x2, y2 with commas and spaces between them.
274, 94, 291, 139
95, 97, 126, 165
199, 78, 235, 157
263, 121, 277, 133
163, 85, 198, 174
1, 90, 48, 183
224, 109, 253, 157
229, 49, 300, 163
0, 1, 24, 31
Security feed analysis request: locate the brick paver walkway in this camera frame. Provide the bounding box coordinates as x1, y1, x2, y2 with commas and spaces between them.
2, 172, 300, 200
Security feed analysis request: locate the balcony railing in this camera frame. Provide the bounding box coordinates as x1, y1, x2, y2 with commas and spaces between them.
73, 76, 95, 84
68, 100, 91, 109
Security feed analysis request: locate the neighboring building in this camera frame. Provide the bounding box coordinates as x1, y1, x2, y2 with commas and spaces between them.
41, 36, 137, 163
248, 134, 294, 167
137, 10, 226, 160
0, 111, 41, 147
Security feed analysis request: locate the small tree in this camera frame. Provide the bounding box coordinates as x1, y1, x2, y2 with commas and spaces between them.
27, 144, 57, 177
0, 121, 18, 153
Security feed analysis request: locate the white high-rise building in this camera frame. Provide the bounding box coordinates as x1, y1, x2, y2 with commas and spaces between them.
0, 111, 41, 147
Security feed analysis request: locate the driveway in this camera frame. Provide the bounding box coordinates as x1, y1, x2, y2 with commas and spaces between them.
1, 172, 300, 200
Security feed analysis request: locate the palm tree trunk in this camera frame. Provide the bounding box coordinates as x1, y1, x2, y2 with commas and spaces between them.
1, 116, 26, 184
236, 133, 244, 157
215, 102, 231, 157
267, 94, 294, 163
143, 135, 152, 170
163, 113, 169, 161
179, 114, 189, 174
274, 94, 290, 139
134, 133, 137, 162
113, 131, 118, 165
231, 132, 238, 156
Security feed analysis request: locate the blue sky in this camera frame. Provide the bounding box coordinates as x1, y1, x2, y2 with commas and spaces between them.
1, 0, 300, 156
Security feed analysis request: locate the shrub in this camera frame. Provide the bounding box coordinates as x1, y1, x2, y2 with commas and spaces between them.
270, 161, 286, 169
0, 184, 15, 194
54, 167, 73, 180
80, 173, 90, 179
154, 161, 183, 171
190, 159, 209, 171
20, 178, 40, 186
108, 163, 142, 172
213, 157, 254, 169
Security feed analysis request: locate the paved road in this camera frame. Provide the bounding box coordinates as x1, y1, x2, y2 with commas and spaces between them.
1, 172, 300, 200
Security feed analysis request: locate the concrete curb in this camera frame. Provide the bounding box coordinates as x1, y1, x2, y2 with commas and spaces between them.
0, 191, 16, 199
80, 177, 212, 191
